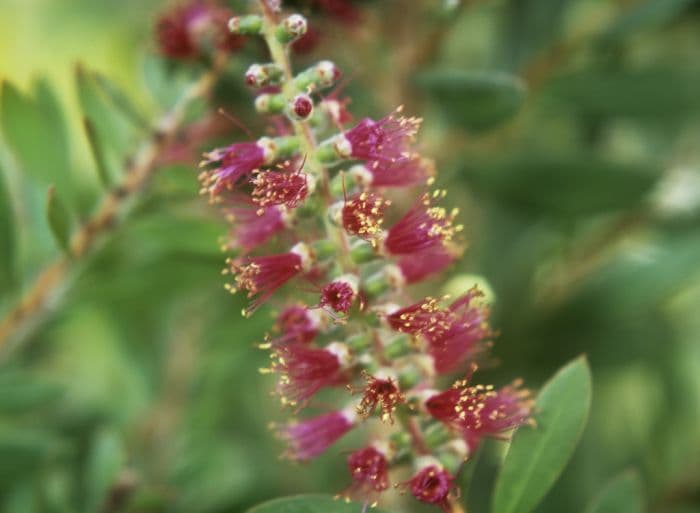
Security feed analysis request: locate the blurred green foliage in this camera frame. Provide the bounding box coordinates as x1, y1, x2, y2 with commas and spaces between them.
1, 0, 700, 512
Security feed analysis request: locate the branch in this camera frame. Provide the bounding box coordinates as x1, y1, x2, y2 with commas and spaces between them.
0, 53, 228, 358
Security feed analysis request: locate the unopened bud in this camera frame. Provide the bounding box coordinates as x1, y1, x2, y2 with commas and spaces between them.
245, 63, 283, 88
255, 93, 286, 114
228, 15, 263, 35
315, 60, 341, 87
287, 93, 314, 121
275, 14, 308, 44
293, 61, 341, 92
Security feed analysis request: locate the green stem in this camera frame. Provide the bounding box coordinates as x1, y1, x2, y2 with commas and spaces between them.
256, 1, 354, 273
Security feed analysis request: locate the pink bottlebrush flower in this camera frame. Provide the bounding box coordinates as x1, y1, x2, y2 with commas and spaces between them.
155, 2, 208, 59
385, 297, 449, 336
396, 246, 456, 284
199, 141, 267, 197
408, 464, 456, 512
426, 290, 492, 374
251, 161, 310, 209
155, 2, 244, 60
269, 342, 349, 407
212, 11, 246, 53
384, 192, 462, 256
226, 204, 287, 252
279, 409, 355, 460
342, 445, 390, 509
336, 110, 421, 164
353, 371, 405, 423
341, 192, 391, 242
275, 305, 323, 345
320, 275, 358, 314
351, 155, 434, 188
425, 378, 533, 451
231, 243, 311, 315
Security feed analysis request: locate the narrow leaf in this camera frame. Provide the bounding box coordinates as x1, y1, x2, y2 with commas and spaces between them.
75, 64, 133, 165
46, 186, 72, 253
0, 80, 72, 202
602, 0, 694, 42
82, 118, 110, 188
246, 494, 390, 513
0, 163, 16, 292
584, 471, 644, 513
492, 356, 592, 513
92, 71, 151, 131
0, 371, 63, 413
416, 70, 526, 131
83, 429, 125, 513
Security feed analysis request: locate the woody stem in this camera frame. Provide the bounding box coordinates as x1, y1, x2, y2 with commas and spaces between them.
0, 52, 229, 359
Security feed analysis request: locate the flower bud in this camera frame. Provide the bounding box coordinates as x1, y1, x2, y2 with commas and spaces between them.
287, 93, 314, 121
254, 92, 286, 114
275, 14, 308, 44
293, 61, 341, 92
245, 63, 283, 88
228, 14, 263, 35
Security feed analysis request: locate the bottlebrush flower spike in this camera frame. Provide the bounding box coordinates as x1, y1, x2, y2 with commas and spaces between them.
425, 376, 533, 451
197, 4, 533, 511
383, 191, 462, 256
278, 409, 356, 461
267, 342, 349, 407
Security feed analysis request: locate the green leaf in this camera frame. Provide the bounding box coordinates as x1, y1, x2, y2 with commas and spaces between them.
0, 81, 72, 203
82, 118, 110, 188
92, 71, 150, 131
492, 356, 592, 513
46, 186, 72, 253
0, 163, 15, 292
546, 69, 700, 122
602, 0, 694, 42
0, 371, 63, 414
75, 65, 134, 175
83, 429, 125, 513
416, 70, 526, 131
246, 494, 390, 513
465, 153, 659, 217
500, 0, 575, 69
583, 471, 644, 513
0, 428, 61, 483
142, 54, 198, 110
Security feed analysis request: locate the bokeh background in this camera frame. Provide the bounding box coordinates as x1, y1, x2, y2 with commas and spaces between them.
1, 0, 700, 512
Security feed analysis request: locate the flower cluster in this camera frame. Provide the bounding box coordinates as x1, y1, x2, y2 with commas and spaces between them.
198, 3, 534, 511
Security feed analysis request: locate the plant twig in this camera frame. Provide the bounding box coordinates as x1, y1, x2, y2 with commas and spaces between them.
0, 53, 228, 358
